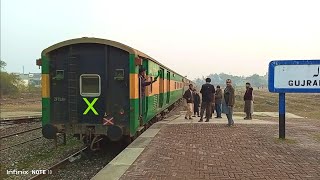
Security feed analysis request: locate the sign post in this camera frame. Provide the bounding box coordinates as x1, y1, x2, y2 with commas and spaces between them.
279, 93, 285, 139
268, 60, 320, 139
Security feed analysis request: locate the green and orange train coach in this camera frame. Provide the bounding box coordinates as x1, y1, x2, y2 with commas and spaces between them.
36, 37, 194, 148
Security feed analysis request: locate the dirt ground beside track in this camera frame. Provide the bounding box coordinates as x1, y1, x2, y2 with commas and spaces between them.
0, 93, 41, 113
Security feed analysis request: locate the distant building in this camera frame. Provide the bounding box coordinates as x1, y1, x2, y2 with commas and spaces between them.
18, 73, 41, 87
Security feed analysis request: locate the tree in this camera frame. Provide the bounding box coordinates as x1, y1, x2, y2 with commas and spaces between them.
0, 60, 6, 70
194, 73, 268, 88
0, 60, 24, 97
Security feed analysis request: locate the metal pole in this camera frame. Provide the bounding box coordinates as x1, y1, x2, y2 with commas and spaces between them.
279, 93, 286, 139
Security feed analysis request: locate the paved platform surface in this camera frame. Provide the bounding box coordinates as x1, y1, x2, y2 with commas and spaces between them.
93, 112, 320, 180
0, 111, 41, 120
254, 112, 304, 119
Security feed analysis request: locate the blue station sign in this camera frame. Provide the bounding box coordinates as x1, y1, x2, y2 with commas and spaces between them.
268, 60, 320, 93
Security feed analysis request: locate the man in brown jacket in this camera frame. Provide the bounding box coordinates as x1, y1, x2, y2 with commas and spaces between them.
223, 79, 235, 126
215, 85, 223, 118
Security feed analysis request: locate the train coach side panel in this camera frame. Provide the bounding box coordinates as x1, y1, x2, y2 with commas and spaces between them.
129, 54, 140, 136
143, 63, 185, 123
144, 61, 160, 123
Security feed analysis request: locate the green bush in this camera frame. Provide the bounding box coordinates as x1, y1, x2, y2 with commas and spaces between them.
0, 60, 25, 98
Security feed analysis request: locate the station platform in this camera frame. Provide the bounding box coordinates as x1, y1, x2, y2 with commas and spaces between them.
0, 111, 41, 120
92, 112, 319, 180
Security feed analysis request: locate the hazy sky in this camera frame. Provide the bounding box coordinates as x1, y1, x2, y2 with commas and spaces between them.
1, 0, 319, 79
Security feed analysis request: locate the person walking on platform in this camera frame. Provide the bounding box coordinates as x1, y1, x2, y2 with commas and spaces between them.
243, 82, 254, 120
183, 84, 194, 120
199, 78, 215, 122
223, 79, 235, 126
192, 89, 201, 117
215, 85, 223, 118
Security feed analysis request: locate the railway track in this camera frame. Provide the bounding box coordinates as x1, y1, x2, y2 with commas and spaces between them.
0, 116, 41, 125
29, 137, 103, 180
3, 101, 183, 179
0, 126, 42, 139
1, 117, 43, 151
28, 101, 183, 180
29, 146, 88, 180
1, 136, 43, 151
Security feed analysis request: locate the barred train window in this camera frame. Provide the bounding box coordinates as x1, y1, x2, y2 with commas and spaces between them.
80, 74, 101, 97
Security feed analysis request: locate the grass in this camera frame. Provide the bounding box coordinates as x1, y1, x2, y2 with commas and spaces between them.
233, 88, 320, 119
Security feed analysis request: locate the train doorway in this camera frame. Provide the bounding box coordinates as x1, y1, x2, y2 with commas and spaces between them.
158, 68, 164, 108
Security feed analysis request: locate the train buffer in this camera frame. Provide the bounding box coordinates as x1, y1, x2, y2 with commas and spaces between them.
92, 111, 319, 180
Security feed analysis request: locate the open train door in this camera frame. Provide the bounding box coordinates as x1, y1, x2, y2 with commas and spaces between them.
166, 71, 170, 104
158, 68, 165, 108
138, 60, 149, 126
138, 72, 143, 126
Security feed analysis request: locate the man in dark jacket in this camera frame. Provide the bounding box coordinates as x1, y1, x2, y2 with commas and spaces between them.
215, 85, 223, 118
223, 79, 235, 126
183, 84, 194, 119
192, 89, 200, 117
199, 78, 215, 122
243, 82, 254, 120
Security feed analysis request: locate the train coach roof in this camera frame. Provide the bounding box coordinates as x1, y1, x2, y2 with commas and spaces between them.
41, 37, 192, 82
42, 37, 140, 56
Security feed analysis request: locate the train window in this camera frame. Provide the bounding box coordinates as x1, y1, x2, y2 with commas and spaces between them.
80, 74, 101, 97
53, 70, 64, 80
114, 69, 124, 80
